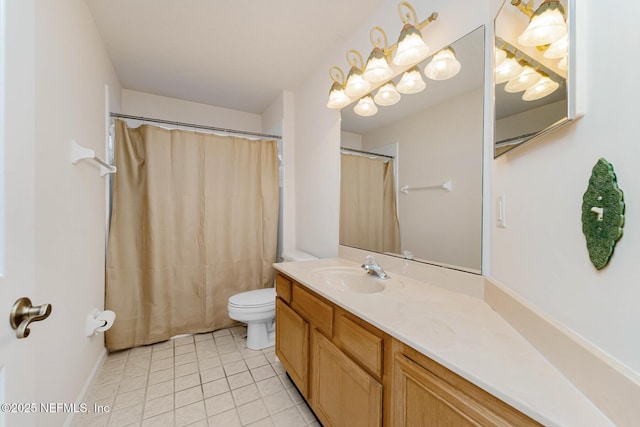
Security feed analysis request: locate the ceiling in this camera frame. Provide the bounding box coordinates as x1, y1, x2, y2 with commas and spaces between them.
86, 0, 387, 114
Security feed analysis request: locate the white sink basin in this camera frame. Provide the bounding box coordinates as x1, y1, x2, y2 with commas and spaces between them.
311, 266, 401, 294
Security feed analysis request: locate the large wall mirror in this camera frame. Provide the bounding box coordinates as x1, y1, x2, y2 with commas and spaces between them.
494, 0, 577, 157
340, 26, 484, 274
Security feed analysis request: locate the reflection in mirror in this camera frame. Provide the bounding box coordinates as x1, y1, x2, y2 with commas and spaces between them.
494, 0, 576, 157
340, 26, 484, 273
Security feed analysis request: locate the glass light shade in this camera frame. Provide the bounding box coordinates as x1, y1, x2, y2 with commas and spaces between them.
392, 24, 430, 66
354, 95, 378, 116
373, 82, 401, 106
424, 47, 461, 81
505, 66, 542, 92
558, 55, 568, 70
523, 76, 560, 101
544, 34, 568, 59
518, 1, 567, 47
326, 82, 352, 109
396, 67, 426, 94
495, 48, 507, 67
495, 57, 523, 84
363, 47, 393, 83
344, 67, 371, 98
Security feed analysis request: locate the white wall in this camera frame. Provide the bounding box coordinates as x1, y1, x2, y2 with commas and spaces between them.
490, 0, 640, 374
361, 88, 483, 270
293, 0, 640, 377
122, 89, 262, 132
32, 0, 122, 425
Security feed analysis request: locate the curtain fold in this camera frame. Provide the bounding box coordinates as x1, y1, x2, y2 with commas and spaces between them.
106, 120, 279, 351
340, 153, 401, 254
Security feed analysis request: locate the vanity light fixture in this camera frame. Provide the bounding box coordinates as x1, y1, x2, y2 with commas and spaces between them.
326, 66, 352, 109
512, 0, 567, 47
374, 81, 402, 106
424, 47, 461, 81
522, 73, 559, 100
354, 95, 378, 116
504, 63, 542, 92
396, 66, 426, 94
495, 53, 524, 84
392, 3, 438, 66
344, 50, 372, 98
558, 55, 568, 70
326, 1, 438, 111
363, 27, 394, 83
543, 34, 568, 58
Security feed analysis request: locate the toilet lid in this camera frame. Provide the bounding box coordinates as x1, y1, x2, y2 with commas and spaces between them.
228, 288, 275, 308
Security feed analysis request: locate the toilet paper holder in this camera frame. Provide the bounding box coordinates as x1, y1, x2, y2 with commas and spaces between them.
85, 308, 116, 337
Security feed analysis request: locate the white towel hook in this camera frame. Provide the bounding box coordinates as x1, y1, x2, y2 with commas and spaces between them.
70, 140, 116, 176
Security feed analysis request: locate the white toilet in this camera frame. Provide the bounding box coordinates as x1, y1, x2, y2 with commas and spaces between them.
227, 251, 318, 350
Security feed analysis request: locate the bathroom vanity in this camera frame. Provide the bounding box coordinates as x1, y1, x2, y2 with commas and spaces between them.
273, 258, 614, 427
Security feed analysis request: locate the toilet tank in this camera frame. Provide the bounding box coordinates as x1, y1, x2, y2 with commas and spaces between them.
281, 250, 318, 262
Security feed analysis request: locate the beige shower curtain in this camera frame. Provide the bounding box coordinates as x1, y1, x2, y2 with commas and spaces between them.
340, 153, 401, 254
105, 120, 279, 351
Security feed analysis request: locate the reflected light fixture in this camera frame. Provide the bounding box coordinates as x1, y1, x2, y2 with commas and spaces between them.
515, 0, 567, 47
354, 95, 378, 116
344, 50, 371, 98
495, 54, 524, 84
326, 67, 352, 109
396, 66, 426, 94
558, 55, 568, 70
523, 74, 559, 100
363, 27, 394, 83
424, 47, 461, 80
392, 3, 437, 66
505, 64, 542, 92
374, 81, 401, 106
544, 34, 568, 58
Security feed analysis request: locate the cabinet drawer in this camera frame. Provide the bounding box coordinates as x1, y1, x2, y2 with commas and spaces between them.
336, 314, 384, 379
292, 284, 333, 336
275, 273, 292, 304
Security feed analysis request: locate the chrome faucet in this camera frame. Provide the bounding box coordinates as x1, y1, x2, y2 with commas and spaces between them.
361, 255, 389, 279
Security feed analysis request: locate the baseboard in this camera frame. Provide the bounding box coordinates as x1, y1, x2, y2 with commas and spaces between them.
485, 277, 640, 426
63, 347, 108, 427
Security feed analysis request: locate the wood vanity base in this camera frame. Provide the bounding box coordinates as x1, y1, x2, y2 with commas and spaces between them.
275, 272, 541, 427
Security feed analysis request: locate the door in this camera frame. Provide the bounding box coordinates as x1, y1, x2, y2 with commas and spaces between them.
311, 330, 382, 427
0, 0, 38, 426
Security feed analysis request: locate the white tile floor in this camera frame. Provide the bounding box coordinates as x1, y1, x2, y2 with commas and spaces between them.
73, 326, 320, 427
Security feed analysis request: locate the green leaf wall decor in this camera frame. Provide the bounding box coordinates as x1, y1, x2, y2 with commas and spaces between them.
581, 158, 625, 270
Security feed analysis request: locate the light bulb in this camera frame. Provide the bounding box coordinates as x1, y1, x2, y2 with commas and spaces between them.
523, 76, 560, 101
344, 67, 371, 98
495, 57, 523, 84
354, 95, 378, 116
393, 24, 430, 66
518, 1, 567, 47
424, 47, 461, 80
363, 47, 393, 83
505, 66, 542, 93
374, 82, 401, 106
396, 67, 426, 94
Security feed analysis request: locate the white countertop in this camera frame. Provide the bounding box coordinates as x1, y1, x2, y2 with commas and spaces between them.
274, 257, 613, 427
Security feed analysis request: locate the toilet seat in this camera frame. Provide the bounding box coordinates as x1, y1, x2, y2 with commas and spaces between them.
228, 288, 275, 309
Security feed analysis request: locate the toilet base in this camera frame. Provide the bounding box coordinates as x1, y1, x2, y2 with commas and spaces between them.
246, 318, 276, 350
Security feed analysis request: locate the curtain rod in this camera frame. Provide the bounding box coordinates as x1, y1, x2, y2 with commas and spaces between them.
340, 147, 394, 159
110, 113, 282, 140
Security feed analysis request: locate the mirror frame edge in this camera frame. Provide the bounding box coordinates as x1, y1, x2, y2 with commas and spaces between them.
492, 0, 581, 159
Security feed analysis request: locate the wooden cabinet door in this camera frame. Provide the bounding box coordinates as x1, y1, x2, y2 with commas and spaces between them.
393, 353, 540, 427
276, 298, 309, 397
312, 330, 382, 427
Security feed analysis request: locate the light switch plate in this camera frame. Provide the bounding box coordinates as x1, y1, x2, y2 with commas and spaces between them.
496, 193, 506, 228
